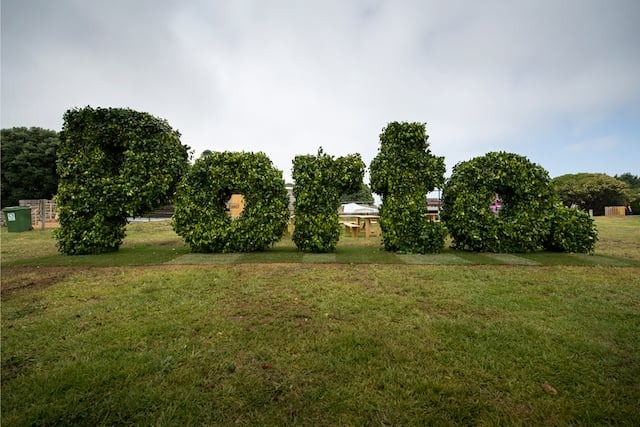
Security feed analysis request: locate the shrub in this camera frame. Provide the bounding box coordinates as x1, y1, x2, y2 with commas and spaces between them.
441, 152, 559, 252
369, 122, 446, 253
545, 205, 598, 253
441, 151, 598, 253
55, 107, 190, 255
292, 148, 364, 252
172, 151, 290, 252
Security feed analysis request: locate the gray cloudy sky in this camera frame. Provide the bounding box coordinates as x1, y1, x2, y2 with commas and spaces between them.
2, 0, 639, 182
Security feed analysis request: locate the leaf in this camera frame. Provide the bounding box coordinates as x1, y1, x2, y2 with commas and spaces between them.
541, 383, 558, 395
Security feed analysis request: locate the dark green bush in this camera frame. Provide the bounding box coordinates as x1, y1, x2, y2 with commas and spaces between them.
292, 148, 364, 252
441, 152, 555, 252
369, 122, 446, 253
1, 127, 59, 208
441, 151, 598, 253
545, 205, 598, 253
55, 107, 190, 255
172, 151, 290, 252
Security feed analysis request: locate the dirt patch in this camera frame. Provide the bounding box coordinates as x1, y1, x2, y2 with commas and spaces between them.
1, 266, 79, 299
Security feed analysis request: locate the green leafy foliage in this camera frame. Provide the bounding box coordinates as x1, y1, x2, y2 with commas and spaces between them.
55, 107, 190, 255
553, 173, 630, 216
615, 173, 640, 214
172, 151, 290, 253
442, 152, 556, 252
441, 151, 598, 253
292, 148, 365, 252
615, 172, 640, 188
340, 182, 374, 204
1, 127, 59, 208
369, 122, 446, 253
545, 205, 599, 253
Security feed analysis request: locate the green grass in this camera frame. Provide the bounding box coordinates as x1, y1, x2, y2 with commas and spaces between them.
2, 217, 640, 425
2, 217, 639, 267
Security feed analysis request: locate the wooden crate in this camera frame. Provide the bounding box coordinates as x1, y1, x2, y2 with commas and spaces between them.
227, 194, 245, 218
605, 206, 626, 216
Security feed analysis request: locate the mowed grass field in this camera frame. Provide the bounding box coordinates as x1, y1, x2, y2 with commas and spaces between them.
2, 217, 639, 425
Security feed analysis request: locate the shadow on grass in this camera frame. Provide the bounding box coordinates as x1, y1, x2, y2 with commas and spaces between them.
3, 224, 639, 267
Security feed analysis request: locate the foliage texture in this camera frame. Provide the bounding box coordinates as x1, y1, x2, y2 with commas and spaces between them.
1, 127, 59, 208
615, 173, 640, 214
292, 148, 364, 252
340, 182, 374, 204
369, 122, 446, 253
55, 107, 190, 255
172, 151, 290, 252
442, 152, 597, 253
553, 173, 630, 216
545, 205, 599, 253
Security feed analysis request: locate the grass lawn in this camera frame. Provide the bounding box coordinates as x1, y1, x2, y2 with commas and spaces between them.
2, 217, 639, 425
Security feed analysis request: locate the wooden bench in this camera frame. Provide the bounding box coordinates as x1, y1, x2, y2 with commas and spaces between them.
340, 221, 361, 237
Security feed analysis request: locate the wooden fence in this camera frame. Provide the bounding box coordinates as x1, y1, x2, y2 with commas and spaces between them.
1, 201, 180, 227
0, 199, 59, 229
604, 206, 626, 217
19, 199, 59, 229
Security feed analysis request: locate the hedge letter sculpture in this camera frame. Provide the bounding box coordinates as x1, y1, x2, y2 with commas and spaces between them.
369, 122, 446, 253
292, 148, 365, 253
55, 107, 190, 255
172, 151, 290, 252
441, 151, 597, 253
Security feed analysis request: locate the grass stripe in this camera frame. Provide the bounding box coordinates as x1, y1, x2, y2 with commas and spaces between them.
398, 253, 471, 265
166, 253, 242, 264
571, 254, 634, 266
302, 253, 337, 263
483, 254, 542, 265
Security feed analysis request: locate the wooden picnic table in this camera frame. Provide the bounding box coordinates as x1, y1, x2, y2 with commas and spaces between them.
355, 215, 380, 237
340, 215, 380, 238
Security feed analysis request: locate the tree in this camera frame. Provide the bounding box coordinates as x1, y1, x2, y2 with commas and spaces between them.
55, 107, 190, 255
1, 127, 59, 208
553, 173, 629, 216
615, 173, 640, 188
615, 173, 640, 214
370, 122, 446, 253
339, 182, 374, 204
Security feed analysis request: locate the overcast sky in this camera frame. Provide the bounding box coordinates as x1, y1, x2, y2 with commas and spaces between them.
2, 0, 639, 182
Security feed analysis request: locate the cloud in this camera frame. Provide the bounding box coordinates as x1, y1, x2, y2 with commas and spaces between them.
564, 135, 619, 153
2, 0, 639, 180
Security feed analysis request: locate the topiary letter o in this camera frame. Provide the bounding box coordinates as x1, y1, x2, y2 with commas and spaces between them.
172, 151, 290, 252
55, 107, 190, 255
369, 122, 447, 253
442, 152, 561, 252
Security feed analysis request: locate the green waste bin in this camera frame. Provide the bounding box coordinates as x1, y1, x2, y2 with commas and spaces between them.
2, 206, 33, 232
